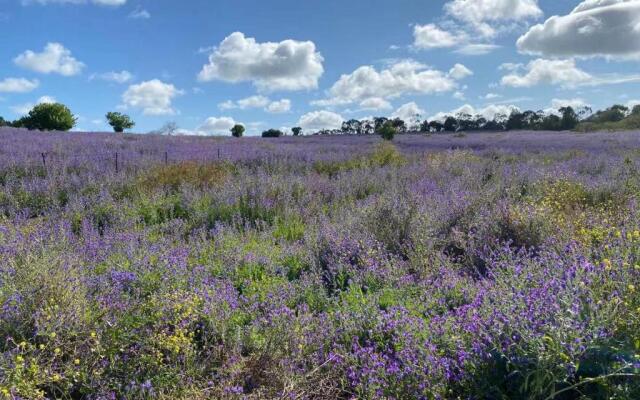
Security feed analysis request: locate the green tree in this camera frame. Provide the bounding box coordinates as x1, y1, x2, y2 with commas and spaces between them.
559, 106, 579, 130
106, 112, 135, 133
377, 121, 397, 141
262, 129, 284, 138
231, 124, 245, 138
0, 116, 7, 127
21, 103, 77, 131
292, 127, 302, 136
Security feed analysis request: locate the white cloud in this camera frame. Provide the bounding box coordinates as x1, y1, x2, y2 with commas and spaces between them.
298, 110, 344, 131
128, 7, 150, 19
500, 58, 591, 87
445, 0, 543, 37
454, 43, 501, 55
484, 93, 502, 99
391, 102, 426, 121
517, 0, 640, 60
89, 70, 133, 84
312, 60, 458, 107
430, 103, 519, 121
413, 24, 463, 49
196, 116, 238, 135
453, 91, 466, 100
0, 77, 39, 93
198, 32, 324, 91
359, 97, 392, 111
11, 95, 56, 115
265, 99, 291, 113
122, 79, 183, 115
14, 43, 85, 76
218, 95, 291, 113
448, 63, 473, 80
550, 98, 589, 109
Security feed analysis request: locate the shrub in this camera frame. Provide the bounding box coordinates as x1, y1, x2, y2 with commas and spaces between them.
231, 124, 245, 138
106, 112, 135, 133
377, 121, 396, 141
262, 129, 284, 138
19, 103, 77, 131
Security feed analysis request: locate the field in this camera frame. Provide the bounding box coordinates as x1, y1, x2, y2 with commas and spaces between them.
1, 127, 640, 399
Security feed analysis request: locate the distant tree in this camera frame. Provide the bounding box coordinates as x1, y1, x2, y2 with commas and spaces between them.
21, 103, 77, 131
559, 106, 579, 130
106, 112, 135, 133
360, 120, 375, 135
633, 105, 640, 116
342, 119, 362, 135
506, 110, 525, 131
377, 121, 397, 141
159, 122, 179, 135
419, 120, 431, 133
391, 118, 407, 133
262, 128, 284, 138
589, 105, 628, 123
374, 117, 389, 132
0, 116, 7, 127
231, 124, 245, 138
443, 116, 458, 132
540, 113, 562, 131
428, 120, 444, 132
292, 126, 303, 136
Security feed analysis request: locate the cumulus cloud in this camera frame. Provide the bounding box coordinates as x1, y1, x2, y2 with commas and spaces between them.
11, 95, 56, 115
89, 70, 133, 84
517, 0, 640, 59
14, 43, 85, 76
0, 77, 39, 93
312, 60, 459, 107
550, 98, 590, 109
391, 102, 426, 122
454, 44, 501, 55
500, 58, 592, 87
444, 0, 543, 38
122, 79, 183, 115
265, 99, 291, 113
297, 110, 344, 131
359, 97, 392, 111
219, 95, 291, 113
196, 116, 239, 135
198, 32, 324, 91
413, 24, 463, 49
430, 103, 519, 121
448, 63, 473, 80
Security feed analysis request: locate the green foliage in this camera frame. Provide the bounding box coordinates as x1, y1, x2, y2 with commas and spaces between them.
230, 124, 245, 138
105, 112, 135, 133
19, 103, 77, 131
262, 129, 284, 138
291, 127, 302, 136
377, 121, 397, 141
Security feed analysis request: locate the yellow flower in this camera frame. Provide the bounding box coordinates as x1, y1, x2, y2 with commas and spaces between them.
52, 374, 61, 382
615, 230, 622, 238
603, 259, 612, 270
16, 355, 24, 363
74, 359, 80, 365
50, 332, 56, 339
90, 332, 96, 338
1, 388, 9, 396
629, 284, 636, 293
18, 341, 27, 348
54, 348, 61, 355
39, 344, 45, 350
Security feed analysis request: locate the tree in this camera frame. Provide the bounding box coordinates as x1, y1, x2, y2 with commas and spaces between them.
21, 103, 77, 131
559, 106, 579, 130
0, 116, 7, 127
159, 122, 178, 135
342, 119, 362, 134
443, 116, 458, 132
262, 129, 284, 138
377, 121, 397, 141
231, 124, 245, 138
428, 120, 444, 132
106, 112, 135, 133
391, 118, 407, 134
419, 120, 431, 132
292, 127, 302, 136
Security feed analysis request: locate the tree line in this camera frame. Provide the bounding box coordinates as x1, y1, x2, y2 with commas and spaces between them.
2, 102, 639, 138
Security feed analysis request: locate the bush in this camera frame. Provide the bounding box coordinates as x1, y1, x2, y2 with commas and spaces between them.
106, 112, 135, 133
230, 124, 245, 138
377, 121, 396, 141
262, 129, 284, 138
19, 103, 77, 131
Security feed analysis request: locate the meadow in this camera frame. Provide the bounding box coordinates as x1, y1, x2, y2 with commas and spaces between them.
1, 127, 640, 399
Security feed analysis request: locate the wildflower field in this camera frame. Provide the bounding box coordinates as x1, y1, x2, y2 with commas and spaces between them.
1, 127, 640, 399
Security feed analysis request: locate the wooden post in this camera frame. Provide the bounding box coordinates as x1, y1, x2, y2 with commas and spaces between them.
164, 151, 168, 165
115, 152, 119, 173
217, 148, 220, 160
41, 153, 46, 169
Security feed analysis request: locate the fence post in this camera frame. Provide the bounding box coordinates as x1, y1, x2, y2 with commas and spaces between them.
41, 153, 46, 169
217, 148, 220, 160
164, 151, 168, 165
115, 152, 119, 173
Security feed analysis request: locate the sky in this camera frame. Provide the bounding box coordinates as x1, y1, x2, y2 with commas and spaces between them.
1, 0, 640, 135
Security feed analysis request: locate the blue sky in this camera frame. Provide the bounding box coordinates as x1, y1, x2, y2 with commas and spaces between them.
1, 0, 640, 135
